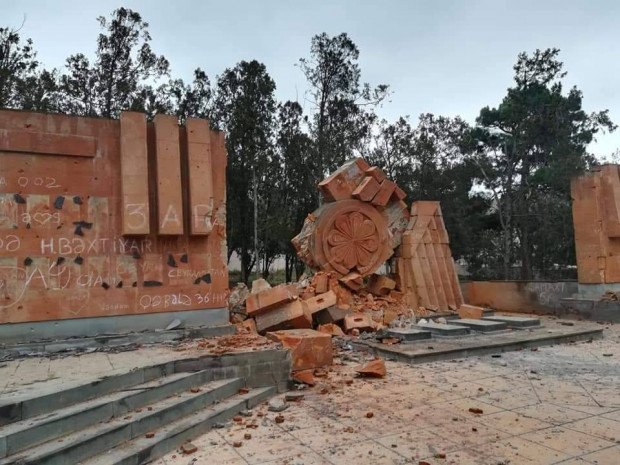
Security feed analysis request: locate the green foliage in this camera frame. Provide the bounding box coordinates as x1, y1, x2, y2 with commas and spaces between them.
1, 11, 616, 283
469, 48, 616, 279
211, 60, 277, 283
58, 7, 169, 117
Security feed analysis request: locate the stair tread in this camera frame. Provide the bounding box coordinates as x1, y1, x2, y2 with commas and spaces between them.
82, 387, 275, 465
0, 378, 240, 465
0, 371, 200, 437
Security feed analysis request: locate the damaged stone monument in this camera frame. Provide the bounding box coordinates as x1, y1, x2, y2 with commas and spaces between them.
560, 164, 620, 321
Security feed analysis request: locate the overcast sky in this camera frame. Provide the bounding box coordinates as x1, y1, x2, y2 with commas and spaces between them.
4, 0, 619, 157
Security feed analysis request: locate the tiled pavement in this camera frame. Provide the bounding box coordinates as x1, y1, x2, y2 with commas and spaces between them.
1, 318, 618, 464
157, 321, 620, 465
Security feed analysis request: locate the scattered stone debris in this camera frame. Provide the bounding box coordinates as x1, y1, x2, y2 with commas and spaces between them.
285, 392, 304, 402
268, 397, 289, 412
227, 158, 487, 370
181, 442, 197, 454
354, 358, 387, 378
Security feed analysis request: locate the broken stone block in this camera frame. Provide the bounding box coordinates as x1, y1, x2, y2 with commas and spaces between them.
245, 283, 300, 317
268, 397, 289, 412
292, 369, 316, 385
266, 329, 333, 371
344, 313, 374, 333
304, 290, 337, 315
311, 272, 329, 294
365, 166, 387, 183
254, 300, 311, 333
352, 175, 381, 202
317, 323, 345, 337
299, 286, 316, 301
458, 304, 485, 319
367, 274, 397, 296
313, 305, 351, 325
355, 358, 386, 378
181, 442, 198, 454
339, 272, 363, 291
251, 278, 271, 294
228, 282, 250, 313
318, 158, 370, 201
372, 180, 396, 207
236, 318, 257, 334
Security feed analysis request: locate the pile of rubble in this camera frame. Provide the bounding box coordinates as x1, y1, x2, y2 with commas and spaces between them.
227, 157, 487, 378
230, 271, 418, 337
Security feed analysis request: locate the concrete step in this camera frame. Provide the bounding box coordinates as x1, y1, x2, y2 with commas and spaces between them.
452, 318, 508, 332
0, 378, 244, 465
387, 328, 432, 342
84, 386, 276, 465
414, 321, 470, 336
482, 315, 541, 328
0, 370, 215, 458
0, 363, 176, 427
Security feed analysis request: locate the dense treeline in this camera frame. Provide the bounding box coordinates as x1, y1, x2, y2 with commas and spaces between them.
1, 8, 616, 283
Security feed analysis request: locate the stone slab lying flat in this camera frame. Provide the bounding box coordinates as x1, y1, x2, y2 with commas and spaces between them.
452, 318, 507, 332
353, 323, 602, 365
387, 328, 432, 342
414, 321, 469, 336
482, 315, 540, 328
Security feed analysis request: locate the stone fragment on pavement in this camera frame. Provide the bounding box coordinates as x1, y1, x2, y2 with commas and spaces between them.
354, 358, 386, 378
268, 397, 289, 412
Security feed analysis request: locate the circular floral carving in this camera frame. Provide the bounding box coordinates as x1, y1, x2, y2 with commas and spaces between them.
326, 212, 379, 270
302, 199, 389, 277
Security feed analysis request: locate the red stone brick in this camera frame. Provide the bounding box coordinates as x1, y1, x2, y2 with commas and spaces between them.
458, 304, 484, 319
303, 290, 337, 315
352, 176, 381, 202
367, 274, 397, 296
254, 300, 311, 333
339, 272, 363, 291
266, 329, 333, 371
372, 180, 396, 207
355, 358, 386, 378
365, 166, 387, 183
311, 272, 329, 294
292, 369, 316, 385
245, 284, 300, 316
317, 323, 345, 337
318, 158, 368, 201
343, 313, 374, 333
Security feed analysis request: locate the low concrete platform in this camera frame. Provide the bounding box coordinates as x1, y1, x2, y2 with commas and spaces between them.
482, 315, 541, 328
0, 325, 235, 360
354, 321, 603, 364
452, 318, 508, 332
559, 297, 620, 322
387, 328, 432, 342
414, 321, 469, 336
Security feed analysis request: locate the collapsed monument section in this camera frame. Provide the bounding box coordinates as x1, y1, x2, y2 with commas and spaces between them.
0, 110, 228, 342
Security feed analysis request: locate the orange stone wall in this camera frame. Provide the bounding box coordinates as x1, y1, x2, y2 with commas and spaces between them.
0, 109, 228, 324
571, 164, 620, 284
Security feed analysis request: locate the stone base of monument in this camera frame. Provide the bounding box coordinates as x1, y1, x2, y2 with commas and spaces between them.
558, 298, 620, 323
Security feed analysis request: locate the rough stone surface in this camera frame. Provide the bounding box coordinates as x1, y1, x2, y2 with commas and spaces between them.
483, 315, 541, 328
265, 329, 333, 371
387, 328, 432, 342
453, 318, 508, 332
245, 284, 300, 317
354, 359, 386, 378
458, 304, 485, 319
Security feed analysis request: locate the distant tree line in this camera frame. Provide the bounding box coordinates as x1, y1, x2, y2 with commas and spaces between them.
1, 8, 616, 283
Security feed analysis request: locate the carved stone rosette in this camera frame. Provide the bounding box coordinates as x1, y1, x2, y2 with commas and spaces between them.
292, 158, 409, 278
